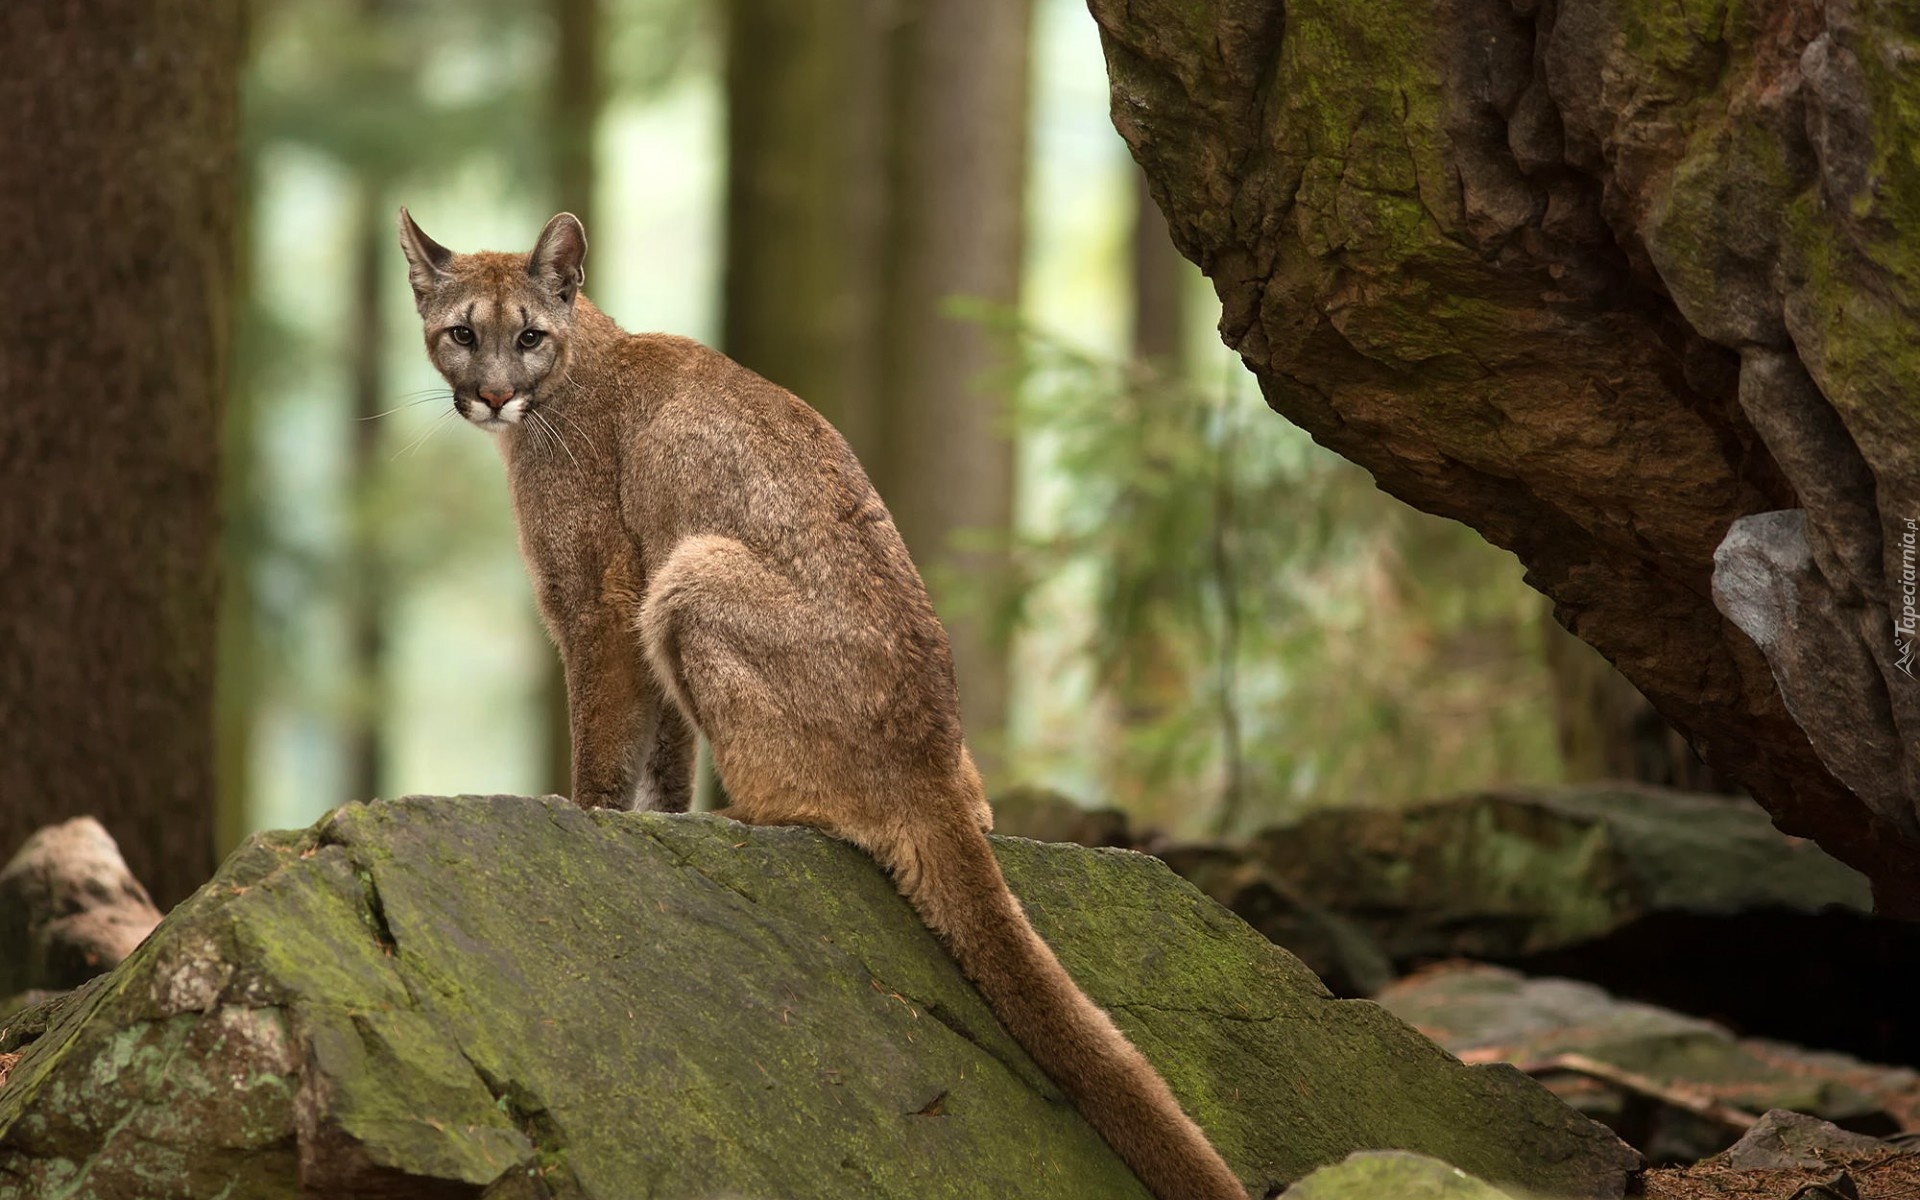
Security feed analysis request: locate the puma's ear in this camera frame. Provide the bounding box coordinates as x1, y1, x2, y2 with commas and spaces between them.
397, 207, 453, 311
527, 212, 587, 304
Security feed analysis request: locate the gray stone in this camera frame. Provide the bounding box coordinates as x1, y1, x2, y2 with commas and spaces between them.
0, 817, 161, 997
1716, 1110, 1892, 1172
1714, 512, 1916, 837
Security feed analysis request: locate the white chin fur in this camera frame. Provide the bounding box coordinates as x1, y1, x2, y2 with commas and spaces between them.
460, 398, 526, 432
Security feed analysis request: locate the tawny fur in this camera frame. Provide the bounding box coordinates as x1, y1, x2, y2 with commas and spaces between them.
398, 209, 1246, 1200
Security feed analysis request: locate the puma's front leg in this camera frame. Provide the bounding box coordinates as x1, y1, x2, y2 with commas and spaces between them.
558, 613, 649, 811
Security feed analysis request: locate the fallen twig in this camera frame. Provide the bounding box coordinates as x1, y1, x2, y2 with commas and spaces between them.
1462, 1048, 1762, 1131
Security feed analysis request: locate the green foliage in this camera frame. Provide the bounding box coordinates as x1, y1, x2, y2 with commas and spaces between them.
989, 319, 1563, 835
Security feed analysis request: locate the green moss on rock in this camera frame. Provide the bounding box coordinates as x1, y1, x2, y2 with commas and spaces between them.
1286, 1151, 1523, 1200
0, 797, 1637, 1198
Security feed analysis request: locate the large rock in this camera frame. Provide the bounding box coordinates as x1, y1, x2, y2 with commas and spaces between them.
1159, 784, 1902, 1064
1088, 0, 1920, 911
1283, 1151, 1520, 1199
0, 817, 162, 1001
0, 796, 1637, 1199
1249, 785, 1870, 964
1640, 1108, 1920, 1198
1715, 1109, 1895, 1172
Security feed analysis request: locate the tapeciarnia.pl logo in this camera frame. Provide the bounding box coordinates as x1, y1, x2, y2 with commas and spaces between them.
1898, 517, 1917, 677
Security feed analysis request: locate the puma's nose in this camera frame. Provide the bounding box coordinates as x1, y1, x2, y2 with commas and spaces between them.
478, 386, 516, 408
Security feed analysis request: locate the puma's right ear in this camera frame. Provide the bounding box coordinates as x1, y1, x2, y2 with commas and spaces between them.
527, 212, 587, 305
397, 207, 453, 311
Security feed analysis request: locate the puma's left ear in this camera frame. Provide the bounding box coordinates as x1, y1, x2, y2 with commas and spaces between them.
396, 207, 453, 313
528, 212, 587, 304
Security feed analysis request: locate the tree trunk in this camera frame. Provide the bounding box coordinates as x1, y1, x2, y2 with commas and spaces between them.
875, 0, 1033, 775
722, 0, 890, 462
538, 0, 607, 796
0, 2, 244, 909
1129, 169, 1188, 371
216, 164, 261, 857
345, 178, 390, 804
1105, 168, 1194, 813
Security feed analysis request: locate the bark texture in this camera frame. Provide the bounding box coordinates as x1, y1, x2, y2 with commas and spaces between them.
1089, 0, 1920, 912
0, 2, 244, 908
346, 178, 391, 806
723, 0, 891, 463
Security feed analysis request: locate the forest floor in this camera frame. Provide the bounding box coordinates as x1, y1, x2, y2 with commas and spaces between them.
1638, 1152, 1920, 1199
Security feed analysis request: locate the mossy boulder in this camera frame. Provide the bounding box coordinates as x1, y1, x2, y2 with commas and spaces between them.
1161, 784, 1876, 1004
1253, 784, 1870, 963
1285, 1151, 1524, 1200
0, 796, 1637, 1198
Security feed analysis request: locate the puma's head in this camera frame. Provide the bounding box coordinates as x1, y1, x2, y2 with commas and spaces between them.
397, 209, 588, 432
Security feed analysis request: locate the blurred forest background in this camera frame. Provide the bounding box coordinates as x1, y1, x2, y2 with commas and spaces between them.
216, 0, 1696, 856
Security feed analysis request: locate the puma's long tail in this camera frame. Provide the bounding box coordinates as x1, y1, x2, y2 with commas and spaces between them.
878, 809, 1246, 1200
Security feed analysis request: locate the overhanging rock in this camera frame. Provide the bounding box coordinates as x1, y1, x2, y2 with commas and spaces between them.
1087, 0, 1920, 911
0, 796, 1636, 1198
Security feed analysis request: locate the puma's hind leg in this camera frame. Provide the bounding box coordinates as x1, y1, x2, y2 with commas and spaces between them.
637, 535, 836, 831
635, 695, 697, 812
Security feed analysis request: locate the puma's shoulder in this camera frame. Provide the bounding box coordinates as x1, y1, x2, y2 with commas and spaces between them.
627, 333, 839, 443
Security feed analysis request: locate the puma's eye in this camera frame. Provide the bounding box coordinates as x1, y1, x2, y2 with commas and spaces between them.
448, 326, 475, 346
518, 329, 545, 350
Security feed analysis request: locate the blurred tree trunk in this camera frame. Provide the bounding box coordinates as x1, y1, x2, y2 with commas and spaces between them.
875, 0, 1033, 776
1129, 171, 1187, 371
1540, 612, 1732, 793
0, 2, 245, 908
216, 164, 262, 856
345, 178, 391, 804
538, 0, 606, 796
1107, 170, 1194, 813
722, 0, 890, 462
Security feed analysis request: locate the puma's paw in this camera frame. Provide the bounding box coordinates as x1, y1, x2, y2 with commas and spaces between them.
635, 777, 693, 814
571, 788, 631, 812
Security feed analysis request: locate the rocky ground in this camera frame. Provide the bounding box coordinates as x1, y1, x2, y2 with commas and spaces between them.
5, 786, 1915, 1198
0, 796, 1633, 1199
1000, 785, 1920, 1195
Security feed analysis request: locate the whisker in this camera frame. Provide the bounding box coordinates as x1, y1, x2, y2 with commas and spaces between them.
392, 408, 457, 461
360, 394, 452, 421
545, 401, 602, 460
533, 408, 580, 470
